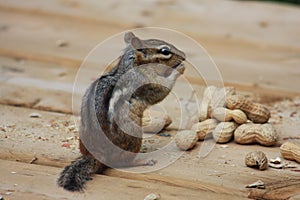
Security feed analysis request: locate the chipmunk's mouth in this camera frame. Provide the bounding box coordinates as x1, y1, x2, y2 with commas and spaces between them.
171, 61, 185, 75
174, 63, 185, 74
162, 62, 185, 77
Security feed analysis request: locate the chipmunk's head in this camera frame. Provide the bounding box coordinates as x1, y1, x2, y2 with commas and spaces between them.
121, 32, 186, 105
124, 32, 186, 75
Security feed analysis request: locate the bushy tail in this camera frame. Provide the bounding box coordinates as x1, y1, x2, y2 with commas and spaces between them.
57, 156, 104, 192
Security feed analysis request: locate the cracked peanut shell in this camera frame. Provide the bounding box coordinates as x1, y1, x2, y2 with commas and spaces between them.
245, 150, 268, 170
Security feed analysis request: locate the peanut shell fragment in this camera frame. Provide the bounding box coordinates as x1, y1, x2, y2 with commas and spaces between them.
246, 180, 265, 189
144, 193, 160, 200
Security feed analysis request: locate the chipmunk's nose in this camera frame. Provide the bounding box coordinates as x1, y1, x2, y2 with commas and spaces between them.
180, 51, 186, 61
183, 53, 186, 60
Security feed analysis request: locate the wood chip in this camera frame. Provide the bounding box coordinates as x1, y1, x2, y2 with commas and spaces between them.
29, 156, 38, 164
56, 39, 68, 47
61, 143, 70, 148
29, 113, 42, 118
220, 144, 228, 148
67, 125, 76, 131
0, 126, 6, 132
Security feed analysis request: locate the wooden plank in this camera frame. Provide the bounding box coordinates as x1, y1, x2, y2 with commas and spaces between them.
0, 159, 248, 200
0, 56, 205, 114
1, 103, 300, 198
0, 0, 299, 199
0, 0, 299, 49
0, 104, 80, 167
0, 10, 116, 66
248, 179, 300, 200
0, 56, 78, 113
0, 55, 298, 116
1, 54, 299, 116
0, 3, 299, 99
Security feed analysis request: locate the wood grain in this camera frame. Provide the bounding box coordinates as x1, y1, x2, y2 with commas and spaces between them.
0, 159, 248, 200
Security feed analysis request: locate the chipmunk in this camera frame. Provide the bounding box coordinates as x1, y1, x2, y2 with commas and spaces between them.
57, 32, 186, 191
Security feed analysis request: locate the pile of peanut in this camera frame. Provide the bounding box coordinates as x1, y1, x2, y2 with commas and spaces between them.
192, 86, 278, 146
174, 86, 300, 169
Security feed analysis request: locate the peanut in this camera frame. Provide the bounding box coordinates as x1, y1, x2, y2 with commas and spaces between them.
234, 123, 277, 146
208, 87, 236, 117
211, 107, 247, 124
192, 119, 219, 140
226, 95, 270, 123
199, 86, 236, 121
175, 130, 198, 150
245, 151, 268, 170
212, 122, 238, 143
199, 86, 217, 121
142, 110, 172, 133
280, 142, 300, 164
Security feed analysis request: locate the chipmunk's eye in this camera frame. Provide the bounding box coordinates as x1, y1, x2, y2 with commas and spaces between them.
159, 47, 171, 56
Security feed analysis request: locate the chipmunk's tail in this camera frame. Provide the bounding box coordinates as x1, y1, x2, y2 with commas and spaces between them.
57, 156, 104, 192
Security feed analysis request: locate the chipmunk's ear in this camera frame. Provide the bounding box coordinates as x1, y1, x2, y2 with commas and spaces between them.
124, 32, 143, 49
124, 32, 135, 44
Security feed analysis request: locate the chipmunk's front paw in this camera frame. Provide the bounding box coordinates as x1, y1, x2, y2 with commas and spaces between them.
145, 159, 157, 166
133, 158, 157, 167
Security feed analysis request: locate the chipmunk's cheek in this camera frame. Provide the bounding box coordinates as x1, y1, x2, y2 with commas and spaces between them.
163, 67, 174, 77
